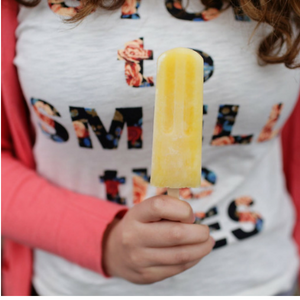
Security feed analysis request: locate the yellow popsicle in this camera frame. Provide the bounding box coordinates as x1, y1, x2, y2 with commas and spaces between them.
151, 48, 203, 189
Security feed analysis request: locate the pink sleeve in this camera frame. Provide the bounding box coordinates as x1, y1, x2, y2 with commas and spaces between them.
281, 92, 300, 275
1, 104, 128, 276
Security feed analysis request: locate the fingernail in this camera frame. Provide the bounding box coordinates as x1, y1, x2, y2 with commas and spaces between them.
211, 237, 216, 247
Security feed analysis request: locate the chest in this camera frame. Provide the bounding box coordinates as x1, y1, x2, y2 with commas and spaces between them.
14, 0, 300, 152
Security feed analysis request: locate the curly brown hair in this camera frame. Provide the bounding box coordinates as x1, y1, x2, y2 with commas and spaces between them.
16, 0, 300, 69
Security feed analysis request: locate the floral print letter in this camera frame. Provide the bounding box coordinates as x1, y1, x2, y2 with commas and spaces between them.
257, 103, 284, 142
118, 38, 154, 88
31, 98, 69, 142
211, 105, 253, 146
48, 0, 84, 17
228, 196, 263, 240
121, 0, 141, 19
100, 170, 126, 205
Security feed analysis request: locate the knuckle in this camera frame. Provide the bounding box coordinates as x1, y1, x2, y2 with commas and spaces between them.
150, 197, 165, 214
174, 251, 191, 264
169, 225, 185, 243
182, 201, 193, 219
183, 259, 201, 271
200, 225, 210, 241
177, 261, 192, 274
205, 247, 213, 256
129, 251, 143, 267
139, 269, 154, 284
121, 230, 133, 247
181, 262, 192, 272
203, 239, 214, 256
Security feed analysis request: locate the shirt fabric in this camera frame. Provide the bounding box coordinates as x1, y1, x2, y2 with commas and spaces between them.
13, 0, 300, 296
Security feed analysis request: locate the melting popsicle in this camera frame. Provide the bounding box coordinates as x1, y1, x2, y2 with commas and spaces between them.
150, 48, 203, 198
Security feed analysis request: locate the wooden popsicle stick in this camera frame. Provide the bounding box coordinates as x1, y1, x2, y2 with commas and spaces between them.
167, 188, 180, 199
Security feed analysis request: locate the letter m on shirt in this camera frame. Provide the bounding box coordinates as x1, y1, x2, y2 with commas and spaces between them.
69, 106, 143, 149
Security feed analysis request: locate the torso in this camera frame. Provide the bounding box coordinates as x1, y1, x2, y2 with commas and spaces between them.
14, 0, 300, 295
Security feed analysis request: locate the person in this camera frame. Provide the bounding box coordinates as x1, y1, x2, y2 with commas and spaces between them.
2, 0, 300, 296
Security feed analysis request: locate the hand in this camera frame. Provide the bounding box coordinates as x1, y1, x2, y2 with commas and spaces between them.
102, 195, 215, 284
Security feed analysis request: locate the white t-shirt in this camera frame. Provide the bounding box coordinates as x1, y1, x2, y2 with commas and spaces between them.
14, 0, 300, 296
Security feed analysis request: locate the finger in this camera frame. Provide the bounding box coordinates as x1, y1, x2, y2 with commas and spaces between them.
133, 195, 194, 224
141, 259, 201, 283
142, 221, 210, 247
144, 237, 215, 267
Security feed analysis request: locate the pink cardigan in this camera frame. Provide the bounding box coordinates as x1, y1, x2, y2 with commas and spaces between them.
2, 0, 300, 296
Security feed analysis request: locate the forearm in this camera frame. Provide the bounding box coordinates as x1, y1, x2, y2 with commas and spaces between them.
1, 150, 128, 275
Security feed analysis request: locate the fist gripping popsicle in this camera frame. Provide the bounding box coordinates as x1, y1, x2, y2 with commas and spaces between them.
151, 48, 204, 198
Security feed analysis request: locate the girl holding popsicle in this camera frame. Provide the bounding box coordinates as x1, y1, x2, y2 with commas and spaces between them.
2, 0, 300, 296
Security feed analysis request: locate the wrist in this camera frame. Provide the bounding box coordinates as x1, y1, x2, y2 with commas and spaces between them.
102, 217, 122, 277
